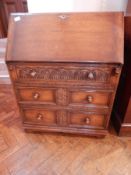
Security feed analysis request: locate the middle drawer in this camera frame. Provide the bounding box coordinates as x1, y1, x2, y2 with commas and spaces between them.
16, 87, 113, 108
17, 87, 57, 105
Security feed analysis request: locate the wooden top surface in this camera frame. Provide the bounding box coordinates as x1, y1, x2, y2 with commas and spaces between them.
6, 12, 124, 63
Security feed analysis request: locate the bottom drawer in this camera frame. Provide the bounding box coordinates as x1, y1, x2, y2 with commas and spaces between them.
21, 107, 107, 129
69, 111, 106, 129
22, 108, 58, 126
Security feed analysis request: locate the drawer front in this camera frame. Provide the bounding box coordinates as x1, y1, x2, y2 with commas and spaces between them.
69, 111, 106, 129
22, 108, 58, 125
22, 107, 107, 129
70, 90, 112, 107
7, 63, 121, 87
17, 87, 56, 104
17, 87, 112, 108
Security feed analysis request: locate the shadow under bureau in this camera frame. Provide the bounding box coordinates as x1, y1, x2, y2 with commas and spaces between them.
6, 12, 124, 137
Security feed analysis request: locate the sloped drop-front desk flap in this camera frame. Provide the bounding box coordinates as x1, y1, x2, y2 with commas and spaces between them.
6, 12, 124, 64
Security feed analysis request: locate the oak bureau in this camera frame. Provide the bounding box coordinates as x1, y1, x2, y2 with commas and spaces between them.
6, 12, 124, 137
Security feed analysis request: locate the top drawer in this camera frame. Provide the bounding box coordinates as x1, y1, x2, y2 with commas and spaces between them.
7, 63, 121, 88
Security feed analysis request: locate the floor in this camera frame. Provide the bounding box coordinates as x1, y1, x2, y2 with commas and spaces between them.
0, 85, 131, 175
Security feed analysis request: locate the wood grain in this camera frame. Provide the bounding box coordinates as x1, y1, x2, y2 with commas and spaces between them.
6, 12, 124, 63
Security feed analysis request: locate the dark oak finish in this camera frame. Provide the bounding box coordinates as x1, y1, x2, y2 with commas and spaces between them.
6, 13, 124, 137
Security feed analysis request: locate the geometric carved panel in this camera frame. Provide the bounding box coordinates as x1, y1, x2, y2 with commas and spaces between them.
57, 110, 68, 126
56, 88, 69, 106
16, 66, 111, 82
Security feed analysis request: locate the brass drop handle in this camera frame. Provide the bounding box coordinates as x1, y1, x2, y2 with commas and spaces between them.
36, 113, 43, 121
33, 92, 40, 100
88, 72, 94, 80
30, 70, 36, 77
85, 117, 90, 124
87, 95, 93, 103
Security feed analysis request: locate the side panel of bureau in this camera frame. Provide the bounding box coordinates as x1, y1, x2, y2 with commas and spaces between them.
112, 16, 131, 136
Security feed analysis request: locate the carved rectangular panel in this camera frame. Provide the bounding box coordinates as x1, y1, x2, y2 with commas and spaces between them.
14, 65, 111, 82
56, 88, 69, 106
57, 110, 69, 126
7, 63, 121, 88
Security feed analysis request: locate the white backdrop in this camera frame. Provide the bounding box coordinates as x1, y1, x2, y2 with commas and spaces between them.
27, 0, 128, 13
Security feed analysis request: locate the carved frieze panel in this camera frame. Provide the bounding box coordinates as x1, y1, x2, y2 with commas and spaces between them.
16, 66, 111, 82
56, 88, 69, 106
57, 110, 68, 126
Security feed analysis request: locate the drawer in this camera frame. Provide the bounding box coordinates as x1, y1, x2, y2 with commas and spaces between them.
69, 90, 112, 107
17, 87, 112, 108
7, 63, 121, 87
69, 111, 106, 129
17, 87, 56, 105
22, 106, 107, 129
22, 108, 58, 126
